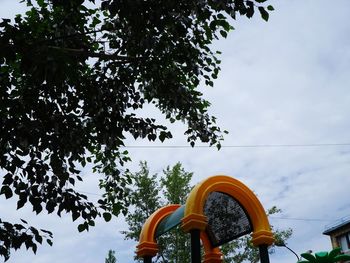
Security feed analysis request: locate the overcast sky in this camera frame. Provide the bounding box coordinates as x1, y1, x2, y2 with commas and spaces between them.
1, 0, 350, 262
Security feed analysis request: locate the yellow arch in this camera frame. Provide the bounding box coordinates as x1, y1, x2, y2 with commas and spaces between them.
181, 175, 274, 246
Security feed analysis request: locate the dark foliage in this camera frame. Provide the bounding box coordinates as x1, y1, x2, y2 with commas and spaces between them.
0, 218, 52, 261
0, 0, 272, 260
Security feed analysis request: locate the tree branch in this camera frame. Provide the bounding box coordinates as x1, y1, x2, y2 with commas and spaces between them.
47, 46, 139, 61
45, 28, 106, 43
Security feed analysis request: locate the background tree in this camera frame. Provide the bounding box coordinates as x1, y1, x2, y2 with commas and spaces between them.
0, 0, 273, 259
123, 162, 192, 262
122, 162, 161, 242
161, 163, 193, 205
159, 164, 193, 263
123, 162, 291, 263
105, 249, 117, 263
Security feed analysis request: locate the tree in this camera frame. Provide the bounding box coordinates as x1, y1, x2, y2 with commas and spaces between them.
105, 249, 117, 263
161, 163, 193, 205
123, 162, 192, 263
159, 163, 193, 263
0, 0, 273, 260
122, 162, 161, 243
123, 162, 291, 263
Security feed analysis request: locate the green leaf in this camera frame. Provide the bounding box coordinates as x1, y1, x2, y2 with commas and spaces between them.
47, 239, 53, 246
315, 251, 329, 263
72, 211, 80, 222
301, 252, 317, 262
78, 224, 86, 232
112, 203, 122, 215
103, 212, 112, 222
35, 234, 43, 244
0, 185, 13, 199
3, 173, 13, 185
91, 16, 101, 27
46, 201, 55, 214
220, 30, 228, 38
258, 7, 269, 21
328, 247, 341, 258
32, 243, 37, 254
334, 254, 350, 261
17, 197, 26, 209
267, 5, 275, 11
36, 0, 44, 7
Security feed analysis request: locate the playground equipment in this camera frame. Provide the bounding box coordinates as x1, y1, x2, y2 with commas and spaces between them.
136, 175, 275, 263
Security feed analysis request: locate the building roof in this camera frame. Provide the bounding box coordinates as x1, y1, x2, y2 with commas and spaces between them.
323, 215, 350, 235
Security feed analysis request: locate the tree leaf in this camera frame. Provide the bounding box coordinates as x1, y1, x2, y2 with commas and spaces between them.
0, 186, 13, 199
17, 197, 26, 210
77, 224, 86, 232
47, 239, 53, 246
258, 7, 269, 21
103, 212, 112, 222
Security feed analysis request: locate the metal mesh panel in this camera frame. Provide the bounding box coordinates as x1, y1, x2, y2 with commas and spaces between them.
204, 191, 252, 247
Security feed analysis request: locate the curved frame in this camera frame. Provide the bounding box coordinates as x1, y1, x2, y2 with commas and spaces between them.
137, 204, 180, 258
181, 175, 274, 246
136, 204, 222, 262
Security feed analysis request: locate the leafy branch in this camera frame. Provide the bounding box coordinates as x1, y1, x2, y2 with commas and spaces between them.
0, 219, 53, 261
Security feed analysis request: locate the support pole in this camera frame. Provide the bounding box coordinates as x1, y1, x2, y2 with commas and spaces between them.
259, 245, 270, 263
144, 256, 152, 263
191, 229, 201, 263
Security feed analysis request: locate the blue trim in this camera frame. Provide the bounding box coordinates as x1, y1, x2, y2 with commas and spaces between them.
155, 205, 185, 238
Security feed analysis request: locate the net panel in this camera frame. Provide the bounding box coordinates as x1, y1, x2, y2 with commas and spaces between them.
204, 191, 252, 247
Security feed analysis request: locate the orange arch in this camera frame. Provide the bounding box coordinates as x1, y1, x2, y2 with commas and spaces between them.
137, 204, 223, 262
136, 204, 180, 257
181, 175, 274, 246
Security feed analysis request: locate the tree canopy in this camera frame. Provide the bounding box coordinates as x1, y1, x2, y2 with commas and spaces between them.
0, 0, 272, 260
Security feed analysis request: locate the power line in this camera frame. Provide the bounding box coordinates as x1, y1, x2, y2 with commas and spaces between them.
123, 143, 350, 149
76, 191, 338, 223
270, 216, 334, 222
74, 191, 341, 223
